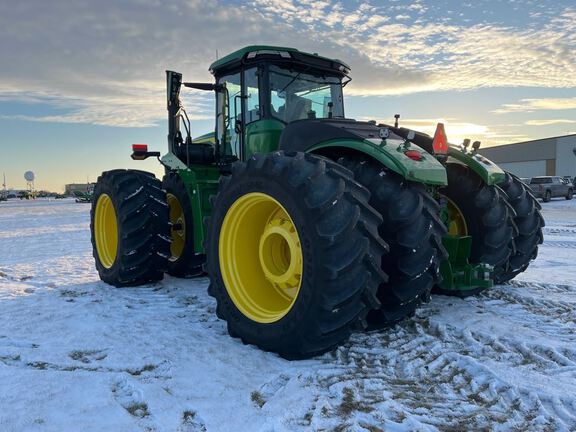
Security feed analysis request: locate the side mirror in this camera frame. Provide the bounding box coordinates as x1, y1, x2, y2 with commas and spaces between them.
184, 82, 216, 91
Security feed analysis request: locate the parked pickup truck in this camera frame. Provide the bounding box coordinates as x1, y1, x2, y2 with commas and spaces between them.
529, 176, 574, 202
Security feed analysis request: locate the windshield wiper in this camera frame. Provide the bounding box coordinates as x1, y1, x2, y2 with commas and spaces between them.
298, 85, 330, 97
277, 68, 308, 94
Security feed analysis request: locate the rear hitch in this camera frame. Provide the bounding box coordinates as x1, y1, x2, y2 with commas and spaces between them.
436, 236, 494, 298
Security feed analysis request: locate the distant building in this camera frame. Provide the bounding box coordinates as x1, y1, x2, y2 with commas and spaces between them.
5, 189, 22, 199
65, 183, 95, 195
480, 134, 576, 178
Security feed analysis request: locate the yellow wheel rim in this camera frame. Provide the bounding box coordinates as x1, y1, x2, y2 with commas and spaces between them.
94, 194, 118, 269
167, 193, 185, 262
445, 196, 468, 236
219, 192, 303, 323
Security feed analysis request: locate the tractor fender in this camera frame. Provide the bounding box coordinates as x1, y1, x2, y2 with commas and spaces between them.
308, 138, 448, 186
448, 145, 506, 186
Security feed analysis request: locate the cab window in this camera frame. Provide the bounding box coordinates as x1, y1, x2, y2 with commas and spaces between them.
268, 65, 344, 123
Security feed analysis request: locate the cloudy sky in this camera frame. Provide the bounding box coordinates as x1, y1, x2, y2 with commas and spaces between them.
1, 0, 575, 191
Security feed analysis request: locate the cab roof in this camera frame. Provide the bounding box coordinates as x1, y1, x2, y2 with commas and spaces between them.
209, 45, 351, 76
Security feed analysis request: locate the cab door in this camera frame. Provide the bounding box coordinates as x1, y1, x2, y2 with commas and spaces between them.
216, 72, 243, 161
242, 66, 285, 158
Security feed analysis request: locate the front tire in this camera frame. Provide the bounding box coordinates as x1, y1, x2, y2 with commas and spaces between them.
91, 170, 170, 287
543, 190, 551, 202
206, 152, 385, 359
566, 189, 573, 200
338, 157, 447, 328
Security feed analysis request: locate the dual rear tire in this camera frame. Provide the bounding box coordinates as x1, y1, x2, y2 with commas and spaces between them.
91, 170, 206, 287
206, 152, 385, 359
91, 170, 170, 287
436, 164, 543, 292
438, 163, 516, 286
338, 157, 447, 327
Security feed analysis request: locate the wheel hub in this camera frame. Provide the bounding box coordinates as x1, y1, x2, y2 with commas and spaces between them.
258, 218, 302, 293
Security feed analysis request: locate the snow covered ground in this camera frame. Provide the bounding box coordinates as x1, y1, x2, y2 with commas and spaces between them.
1, 197, 575, 432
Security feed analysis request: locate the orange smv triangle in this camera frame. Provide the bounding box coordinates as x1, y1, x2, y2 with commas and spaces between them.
432, 123, 448, 155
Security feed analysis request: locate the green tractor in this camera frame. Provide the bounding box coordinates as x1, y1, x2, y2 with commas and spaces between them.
90, 46, 543, 359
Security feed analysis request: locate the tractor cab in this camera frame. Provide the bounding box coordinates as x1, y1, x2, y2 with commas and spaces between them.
165, 46, 350, 168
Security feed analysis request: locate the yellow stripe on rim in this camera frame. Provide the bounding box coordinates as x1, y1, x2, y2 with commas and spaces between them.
94, 193, 118, 268
167, 193, 186, 261
445, 196, 468, 237
219, 192, 303, 323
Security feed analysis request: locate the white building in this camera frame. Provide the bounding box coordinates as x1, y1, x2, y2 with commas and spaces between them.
480, 134, 576, 178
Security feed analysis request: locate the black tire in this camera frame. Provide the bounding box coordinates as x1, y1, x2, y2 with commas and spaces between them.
90, 169, 170, 287
338, 157, 447, 328
497, 172, 544, 283
566, 189, 573, 200
543, 190, 551, 202
206, 152, 386, 359
162, 171, 205, 277
439, 163, 516, 286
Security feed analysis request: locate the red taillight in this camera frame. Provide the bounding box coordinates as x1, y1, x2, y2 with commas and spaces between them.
432, 123, 448, 155
404, 150, 423, 161
132, 144, 148, 152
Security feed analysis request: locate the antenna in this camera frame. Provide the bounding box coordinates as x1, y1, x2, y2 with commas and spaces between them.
216, 49, 219, 60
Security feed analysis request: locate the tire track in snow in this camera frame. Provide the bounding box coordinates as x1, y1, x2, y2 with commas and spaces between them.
481, 286, 576, 331
507, 280, 576, 294
299, 314, 576, 431
461, 327, 576, 407
0, 350, 170, 377
541, 240, 576, 249
543, 226, 576, 236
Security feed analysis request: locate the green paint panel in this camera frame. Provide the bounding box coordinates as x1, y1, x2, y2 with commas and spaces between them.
245, 119, 285, 158
176, 166, 220, 253
448, 145, 505, 185
309, 138, 448, 185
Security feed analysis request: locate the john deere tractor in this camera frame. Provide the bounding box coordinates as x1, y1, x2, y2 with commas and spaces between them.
91, 46, 543, 359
